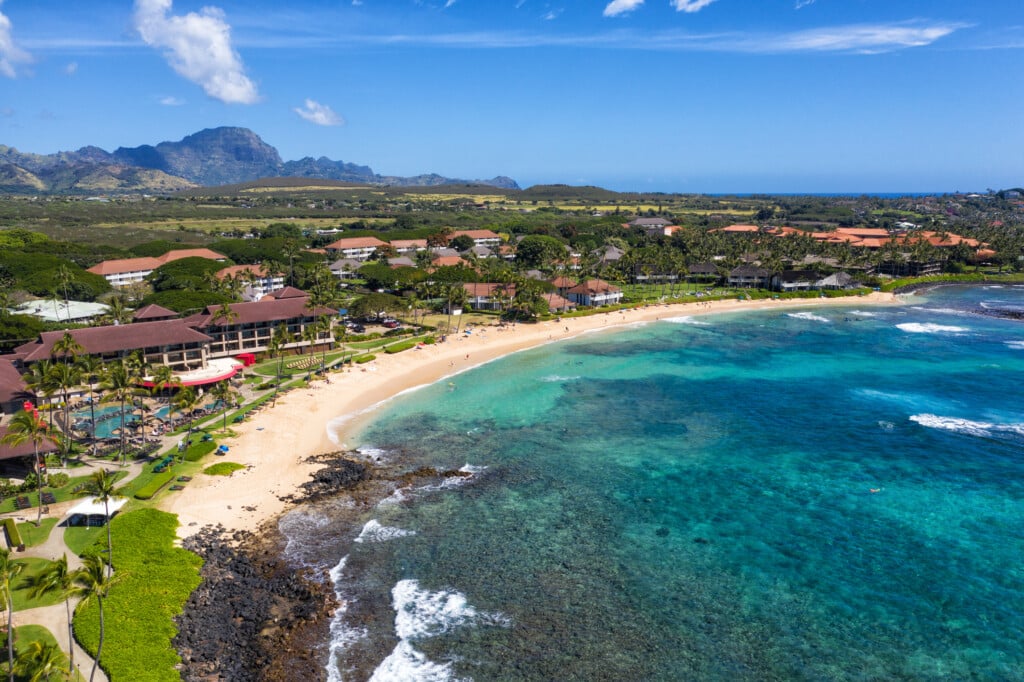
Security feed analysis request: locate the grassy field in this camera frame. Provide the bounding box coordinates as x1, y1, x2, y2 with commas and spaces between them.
92, 216, 393, 233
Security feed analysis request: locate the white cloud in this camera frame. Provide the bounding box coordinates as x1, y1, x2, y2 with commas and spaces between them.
604, 0, 643, 17
65, 62, 78, 76
795, 0, 816, 8
0, 0, 32, 78
133, 0, 259, 104
672, 0, 718, 12
767, 23, 961, 53
293, 99, 344, 126
159, 95, 185, 106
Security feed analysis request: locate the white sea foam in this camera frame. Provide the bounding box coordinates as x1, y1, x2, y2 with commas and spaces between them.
910, 414, 1024, 439
1005, 341, 1024, 350
787, 311, 830, 323
354, 446, 392, 463
896, 322, 968, 334
325, 557, 368, 682
368, 579, 511, 682
878, 421, 895, 431
850, 310, 879, 318
910, 306, 965, 316
540, 374, 581, 382
354, 519, 416, 544
663, 316, 711, 326
377, 486, 412, 507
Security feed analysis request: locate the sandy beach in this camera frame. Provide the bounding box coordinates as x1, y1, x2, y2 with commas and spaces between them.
160, 292, 898, 538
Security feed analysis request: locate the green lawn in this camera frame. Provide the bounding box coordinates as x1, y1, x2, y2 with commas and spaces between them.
16, 518, 59, 548
202, 462, 244, 476
10, 558, 66, 611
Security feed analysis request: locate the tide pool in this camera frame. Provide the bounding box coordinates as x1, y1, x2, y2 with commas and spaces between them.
283, 285, 1024, 681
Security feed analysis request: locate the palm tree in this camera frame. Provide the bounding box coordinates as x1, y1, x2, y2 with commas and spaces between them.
24, 554, 75, 678
0, 549, 24, 682
2, 410, 59, 526
48, 362, 81, 466
172, 387, 201, 451
52, 332, 84, 368
210, 381, 240, 433
268, 324, 293, 404
102, 295, 132, 326
15, 639, 64, 682
70, 554, 112, 682
22, 361, 56, 429
86, 470, 120, 582
99, 360, 142, 466
75, 356, 106, 458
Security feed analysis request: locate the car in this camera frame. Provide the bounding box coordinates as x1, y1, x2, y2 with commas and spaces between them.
349, 324, 365, 333
383, 320, 400, 329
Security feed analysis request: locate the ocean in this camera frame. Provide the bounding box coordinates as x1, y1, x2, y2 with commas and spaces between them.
280, 284, 1024, 681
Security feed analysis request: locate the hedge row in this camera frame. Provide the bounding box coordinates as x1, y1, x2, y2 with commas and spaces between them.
384, 341, 418, 354
134, 472, 175, 500
353, 354, 376, 364
2, 518, 23, 550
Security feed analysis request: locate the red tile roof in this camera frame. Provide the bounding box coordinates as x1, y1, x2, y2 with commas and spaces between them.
194, 296, 334, 327
325, 237, 387, 250
566, 279, 621, 295
132, 304, 178, 321
14, 321, 213, 363
87, 257, 163, 276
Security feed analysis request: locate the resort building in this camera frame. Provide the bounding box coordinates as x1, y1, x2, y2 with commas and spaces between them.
216, 264, 286, 302
87, 248, 228, 287
728, 265, 772, 288
390, 239, 428, 254
565, 279, 623, 307
450, 230, 501, 247
463, 283, 515, 311
324, 237, 388, 261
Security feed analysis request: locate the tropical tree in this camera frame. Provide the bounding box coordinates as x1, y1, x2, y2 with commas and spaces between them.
268, 325, 293, 404
210, 381, 240, 433
24, 554, 74, 679
70, 553, 113, 682
22, 361, 56, 428
172, 386, 202, 452
51, 332, 83, 367
99, 361, 141, 466
48, 362, 81, 466
86, 470, 120, 581
0, 549, 24, 682
75, 356, 106, 458
1, 409, 58, 526
15, 639, 64, 682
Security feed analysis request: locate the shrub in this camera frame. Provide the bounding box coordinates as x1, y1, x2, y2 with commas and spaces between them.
183, 440, 217, 462
353, 354, 376, 364
384, 341, 417, 354
203, 462, 244, 476
2, 518, 23, 551
74, 509, 203, 682
46, 472, 70, 488
134, 472, 175, 500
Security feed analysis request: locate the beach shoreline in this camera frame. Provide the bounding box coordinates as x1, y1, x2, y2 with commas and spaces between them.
159, 292, 900, 539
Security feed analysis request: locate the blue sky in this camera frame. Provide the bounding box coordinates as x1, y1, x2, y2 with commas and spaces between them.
0, 0, 1021, 192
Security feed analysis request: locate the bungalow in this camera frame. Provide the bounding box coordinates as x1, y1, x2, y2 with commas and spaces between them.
686, 263, 720, 282
551, 276, 577, 297
728, 265, 772, 288
816, 272, 857, 290
132, 304, 179, 323
329, 258, 363, 280
626, 217, 672, 230
541, 292, 577, 314
566, 279, 623, 307
324, 236, 388, 261
463, 283, 515, 311
771, 270, 817, 292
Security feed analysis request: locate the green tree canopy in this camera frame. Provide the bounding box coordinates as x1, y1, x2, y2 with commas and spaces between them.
147, 257, 230, 292
349, 292, 403, 320
140, 289, 232, 313
515, 234, 567, 269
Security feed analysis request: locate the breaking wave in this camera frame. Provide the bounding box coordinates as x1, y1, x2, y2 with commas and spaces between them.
910, 414, 1024, 440
896, 323, 968, 334
787, 312, 830, 323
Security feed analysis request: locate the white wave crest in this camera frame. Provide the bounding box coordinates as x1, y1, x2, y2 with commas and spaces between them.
369, 579, 511, 682
896, 322, 968, 334
1005, 341, 1024, 350
910, 414, 1024, 439
355, 446, 392, 463
368, 640, 454, 682
787, 311, 830, 323
664, 316, 710, 326
910, 306, 965, 315
850, 310, 879, 317
540, 375, 581, 382
354, 519, 416, 544
325, 556, 368, 682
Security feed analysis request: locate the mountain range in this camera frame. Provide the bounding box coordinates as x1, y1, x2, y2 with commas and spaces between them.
0, 127, 520, 194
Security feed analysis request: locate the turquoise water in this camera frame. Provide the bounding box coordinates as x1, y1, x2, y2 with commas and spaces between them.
287, 285, 1024, 681
73, 403, 172, 438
